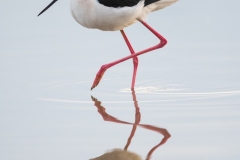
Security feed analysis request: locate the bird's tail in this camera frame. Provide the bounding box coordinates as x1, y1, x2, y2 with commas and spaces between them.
152, 0, 178, 10
139, 0, 178, 20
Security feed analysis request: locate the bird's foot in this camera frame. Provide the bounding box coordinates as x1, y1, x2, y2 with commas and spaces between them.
91, 65, 107, 90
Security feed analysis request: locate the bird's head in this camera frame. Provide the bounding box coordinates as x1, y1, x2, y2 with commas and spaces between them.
38, 0, 58, 16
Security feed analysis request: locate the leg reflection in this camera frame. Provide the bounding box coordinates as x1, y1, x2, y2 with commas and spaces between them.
91, 89, 170, 160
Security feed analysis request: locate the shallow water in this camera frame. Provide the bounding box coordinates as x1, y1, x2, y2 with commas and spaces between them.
1, 60, 240, 160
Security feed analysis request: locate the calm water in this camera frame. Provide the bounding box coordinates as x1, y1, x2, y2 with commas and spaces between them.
1, 52, 240, 160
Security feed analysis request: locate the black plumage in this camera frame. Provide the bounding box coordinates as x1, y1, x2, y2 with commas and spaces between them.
98, 0, 161, 8
144, 0, 161, 6
98, 0, 141, 8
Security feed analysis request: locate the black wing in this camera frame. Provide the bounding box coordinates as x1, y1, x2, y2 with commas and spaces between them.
144, 0, 161, 6
98, 0, 142, 8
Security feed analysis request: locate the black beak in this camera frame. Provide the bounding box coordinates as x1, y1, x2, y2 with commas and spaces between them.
38, 0, 58, 16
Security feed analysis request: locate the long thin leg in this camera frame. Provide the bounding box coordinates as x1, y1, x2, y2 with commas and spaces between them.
120, 30, 138, 89
91, 20, 167, 90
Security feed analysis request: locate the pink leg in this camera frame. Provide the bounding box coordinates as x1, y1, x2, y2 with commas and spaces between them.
91, 20, 167, 90
120, 30, 138, 89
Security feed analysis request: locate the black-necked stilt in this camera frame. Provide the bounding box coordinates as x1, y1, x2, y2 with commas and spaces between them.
38, 0, 178, 90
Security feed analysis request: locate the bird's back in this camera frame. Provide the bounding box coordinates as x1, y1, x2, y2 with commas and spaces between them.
97, 0, 179, 22
98, 0, 178, 9
70, 0, 178, 31
145, 0, 162, 6
98, 0, 142, 8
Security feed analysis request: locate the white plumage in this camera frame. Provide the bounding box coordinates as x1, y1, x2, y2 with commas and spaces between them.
70, 0, 178, 31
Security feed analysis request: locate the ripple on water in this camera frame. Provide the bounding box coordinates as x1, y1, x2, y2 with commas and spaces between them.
37, 76, 240, 104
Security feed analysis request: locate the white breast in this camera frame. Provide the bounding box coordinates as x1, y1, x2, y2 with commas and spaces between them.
70, 0, 145, 31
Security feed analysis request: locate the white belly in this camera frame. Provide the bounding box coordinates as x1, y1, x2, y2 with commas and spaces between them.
70, 0, 144, 31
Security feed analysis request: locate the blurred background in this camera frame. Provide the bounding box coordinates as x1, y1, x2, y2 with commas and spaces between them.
1, 0, 240, 160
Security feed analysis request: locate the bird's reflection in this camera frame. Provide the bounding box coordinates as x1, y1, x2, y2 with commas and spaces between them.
91, 89, 171, 160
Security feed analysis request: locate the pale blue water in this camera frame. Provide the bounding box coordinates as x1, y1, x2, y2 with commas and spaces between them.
1, 54, 240, 159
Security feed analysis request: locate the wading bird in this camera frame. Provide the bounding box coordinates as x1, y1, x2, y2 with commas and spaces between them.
38, 0, 178, 90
